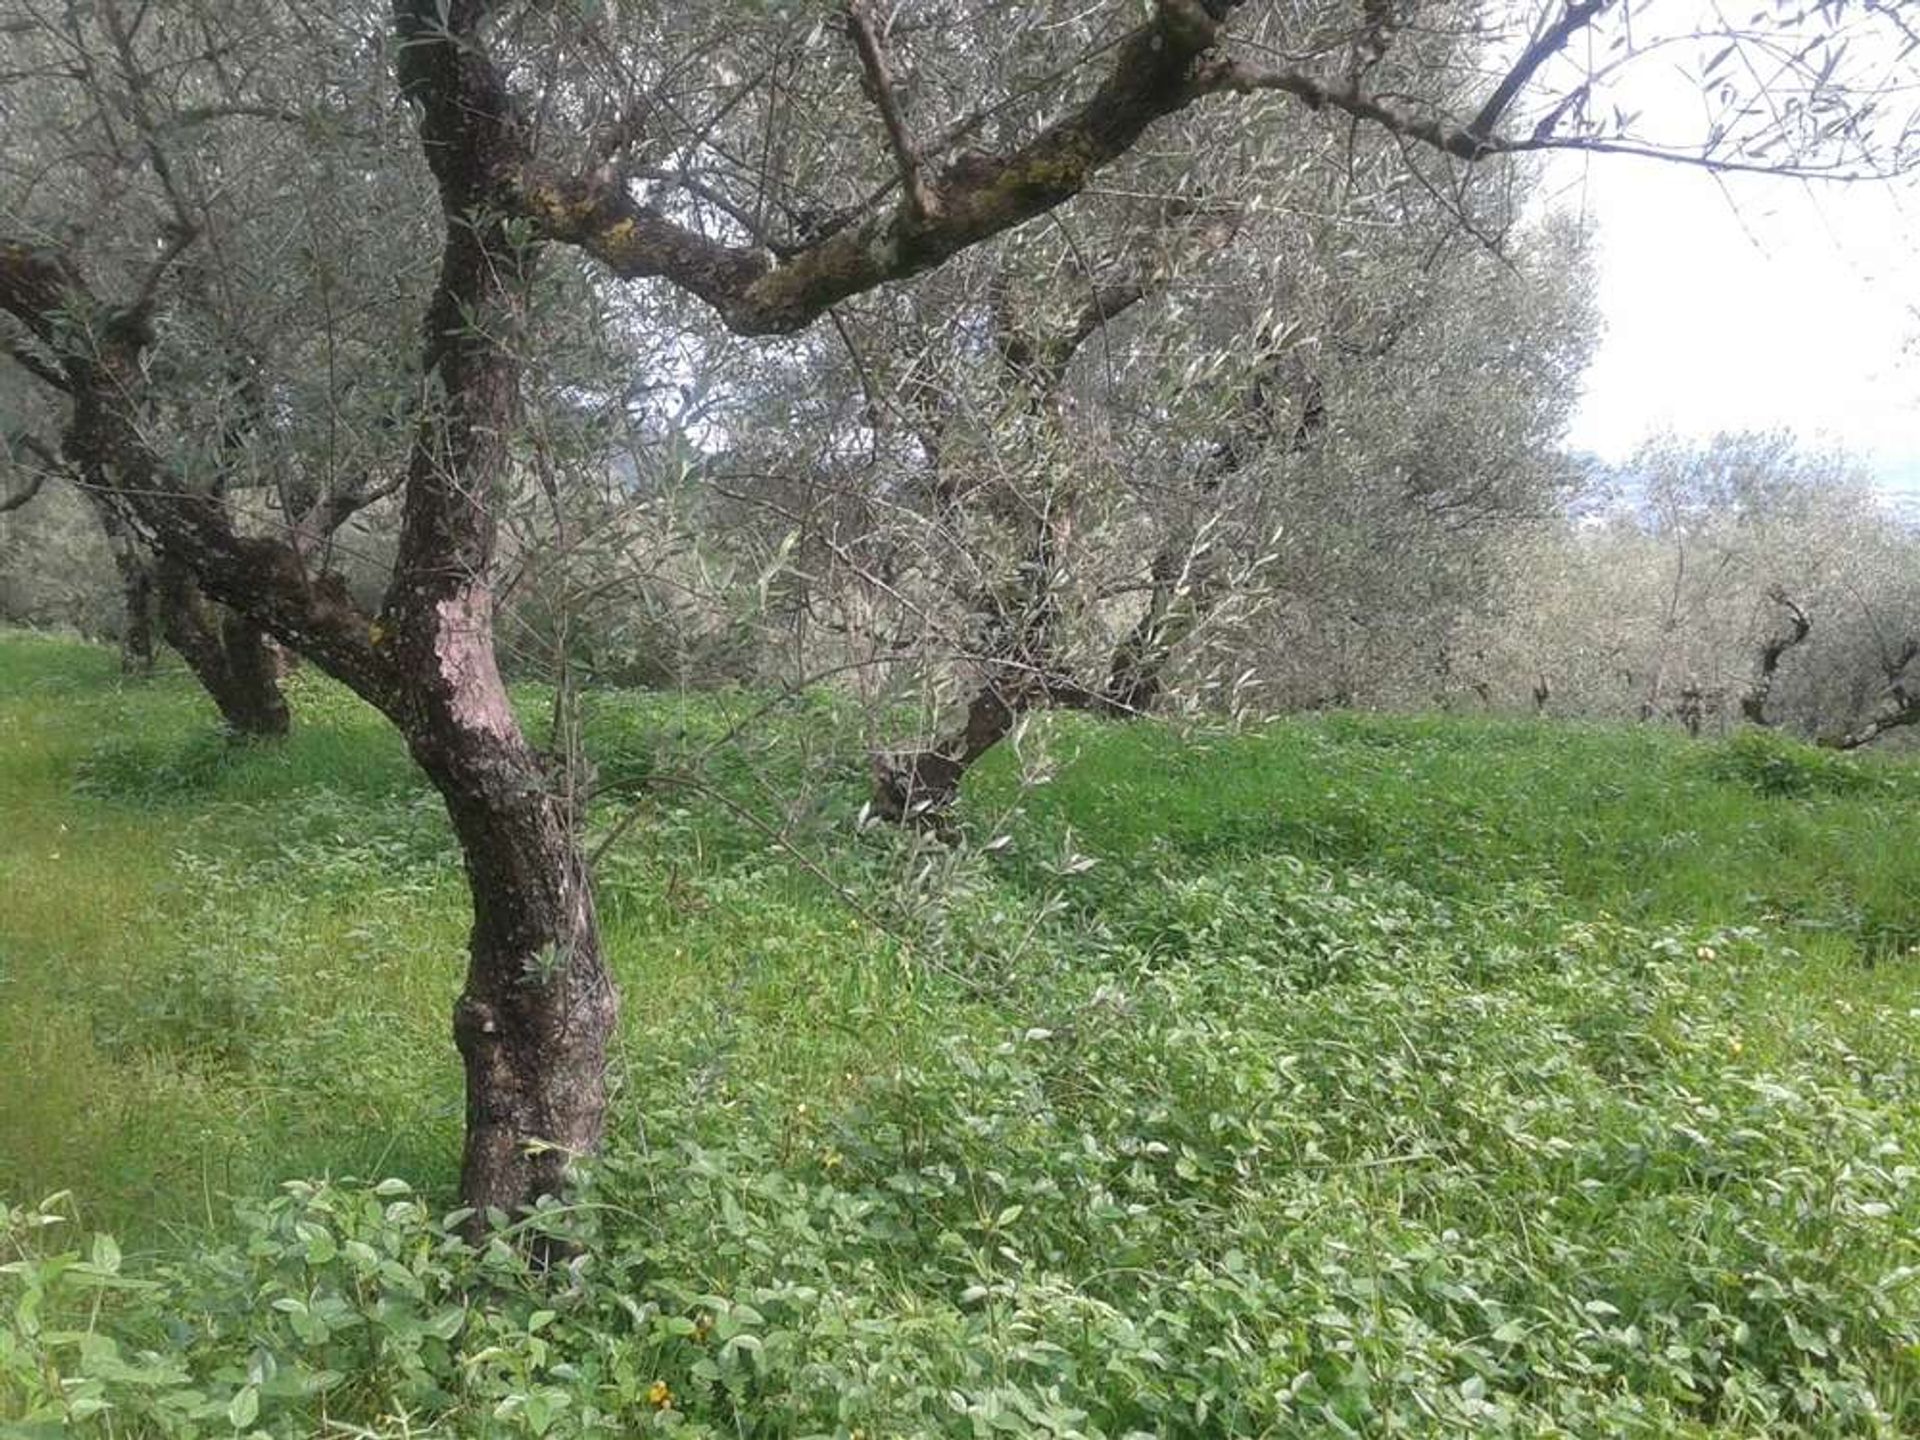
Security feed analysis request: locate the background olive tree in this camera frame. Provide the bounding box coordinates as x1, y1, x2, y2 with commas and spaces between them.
1460, 432, 1920, 746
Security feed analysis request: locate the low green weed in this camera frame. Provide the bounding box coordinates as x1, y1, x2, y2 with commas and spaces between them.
4, 634, 1919, 1436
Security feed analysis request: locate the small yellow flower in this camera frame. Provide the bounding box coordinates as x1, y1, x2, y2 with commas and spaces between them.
646, 1379, 672, 1409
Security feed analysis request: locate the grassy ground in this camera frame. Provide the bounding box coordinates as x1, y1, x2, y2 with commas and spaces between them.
2, 630, 1918, 1437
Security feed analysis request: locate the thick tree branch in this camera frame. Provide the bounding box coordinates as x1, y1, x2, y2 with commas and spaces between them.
0, 239, 390, 704
518, 0, 1243, 334
481, 0, 1896, 341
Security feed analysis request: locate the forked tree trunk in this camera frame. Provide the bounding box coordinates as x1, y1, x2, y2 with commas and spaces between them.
388, 9, 619, 1219
84, 478, 277, 713
155, 554, 290, 737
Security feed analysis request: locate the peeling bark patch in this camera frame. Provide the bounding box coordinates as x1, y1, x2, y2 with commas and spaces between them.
434, 592, 518, 743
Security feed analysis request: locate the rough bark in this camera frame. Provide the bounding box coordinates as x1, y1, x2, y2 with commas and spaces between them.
522, 0, 1251, 335
511, 0, 1636, 335
390, 0, 617, 1221
155, 554, 290, 737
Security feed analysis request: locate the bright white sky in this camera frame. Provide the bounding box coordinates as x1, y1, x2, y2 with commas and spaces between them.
1524, 0, 1920, 510
1552, 156, 1920, 504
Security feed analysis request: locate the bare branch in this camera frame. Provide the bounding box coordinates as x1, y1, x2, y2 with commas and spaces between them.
845, 0, 936, 221
1207, 25, 1913, 184
100, 0, 203, 314
5, 336, 69, 392
1468, 0, 1613, 144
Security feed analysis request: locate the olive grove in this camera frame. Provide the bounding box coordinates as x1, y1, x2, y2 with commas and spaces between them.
2, 0, 1916, 1220
1460, 432, 1920, 746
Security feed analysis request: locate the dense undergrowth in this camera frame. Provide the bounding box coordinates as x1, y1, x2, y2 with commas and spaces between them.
2, 631, 1918, 1437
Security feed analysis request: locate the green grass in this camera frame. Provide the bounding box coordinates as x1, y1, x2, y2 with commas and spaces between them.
2, 631, 1918, 1437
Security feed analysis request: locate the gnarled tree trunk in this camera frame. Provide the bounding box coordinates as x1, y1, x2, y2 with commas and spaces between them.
872, 683, 1021, 823
155, 554, 290, 737
1824, 637, 1919, 751
1739, 588, 1810, 726
401, 617, 614, 1217
387, 5, 618, 1218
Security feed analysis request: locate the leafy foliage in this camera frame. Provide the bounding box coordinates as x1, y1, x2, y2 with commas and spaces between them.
1701, 729, 1872, 800
3, 635, 1919, 1436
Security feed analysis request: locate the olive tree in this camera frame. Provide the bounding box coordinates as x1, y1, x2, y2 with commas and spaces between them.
3, 0, 1912, 1218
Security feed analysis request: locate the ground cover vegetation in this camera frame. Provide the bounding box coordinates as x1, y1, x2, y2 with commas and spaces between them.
3, 633, 1918, 1437
3, 0, 1916, 1231
4, 0, 1920, 1434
